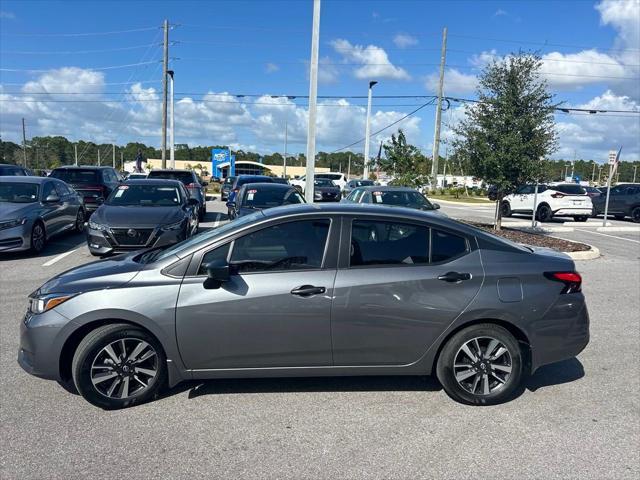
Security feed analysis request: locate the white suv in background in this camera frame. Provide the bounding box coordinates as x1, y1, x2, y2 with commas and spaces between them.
290, 172, 347, 193
501, 184, 593, 222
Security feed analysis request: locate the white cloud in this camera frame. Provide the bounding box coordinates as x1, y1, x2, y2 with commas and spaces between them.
265, 63, 279, 73
426, 68, 478, 95
318, 57, 339, 84
331, 39, 411, 81
494, 9, 508, 17
393, 33, 418, 48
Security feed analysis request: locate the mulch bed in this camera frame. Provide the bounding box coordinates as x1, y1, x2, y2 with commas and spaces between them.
464, 221, 591, 252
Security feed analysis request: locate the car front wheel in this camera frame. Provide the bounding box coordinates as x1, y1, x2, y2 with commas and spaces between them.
632, 207, 640, 223
536, 204, 553, 222
436, 324, 523, 405
30, 222, 46, 253
71, 324, 167, 409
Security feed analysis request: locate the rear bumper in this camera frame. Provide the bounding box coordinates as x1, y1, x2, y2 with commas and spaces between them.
552, 207, 592, 216
530, 293, 590, 372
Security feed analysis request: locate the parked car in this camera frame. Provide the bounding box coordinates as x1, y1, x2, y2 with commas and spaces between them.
500, 184, 592, 222
343, 179, 375, 197
311, 178, 341, 202
0, 176, 85, 253
49, 166, 123, 215
18, 203, 589, 409
583, 186, 601, 199
271, 177, 290, 185
227, 182, 305, 219
226, 175, 274, 215
147, 170, 207, 221
220, 176, 237, 201
291, 172, 347, 192
343, 186, 444, 215
591, 183, 640, 222
0, 164, 35, 176
126, 173, 148, 180
487, 185, 499, 201
86, 180, 199, 256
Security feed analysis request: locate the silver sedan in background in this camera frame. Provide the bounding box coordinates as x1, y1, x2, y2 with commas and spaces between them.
0, 176, 85, 253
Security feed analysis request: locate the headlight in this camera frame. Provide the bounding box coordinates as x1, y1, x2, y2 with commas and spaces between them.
88, 219, 108, 230
0, 217, 27, 231
161, 220, 184, 231
28, 293, 76, 314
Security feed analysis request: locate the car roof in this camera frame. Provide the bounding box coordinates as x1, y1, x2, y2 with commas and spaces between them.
124, 179, 182, 186
355, 185, 418, 192
0, 175, 52, 184
240, 182, 295, 190
0, 163, 27, 168
148, 169, 194, 174
52, 165, 112, 170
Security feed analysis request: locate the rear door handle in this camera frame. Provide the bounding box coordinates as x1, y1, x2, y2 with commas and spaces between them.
291, 285, 326, 296
437, 271, 472, 283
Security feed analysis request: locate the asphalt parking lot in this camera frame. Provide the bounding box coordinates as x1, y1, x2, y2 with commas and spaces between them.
1, 199, 639, 479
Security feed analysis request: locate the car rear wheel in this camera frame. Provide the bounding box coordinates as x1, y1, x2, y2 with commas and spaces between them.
436, 324, 523, 405
500, 201, 512, 217
536, 204, 553, 222
71, 324, 167, 409
30, 222, 46, 253
631, 207, 640, 223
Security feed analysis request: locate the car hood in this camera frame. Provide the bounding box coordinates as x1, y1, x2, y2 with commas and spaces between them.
0, 202, 38, 220
315, 186, 341, 193
35, 251, 144, 295
93, 205, 184, 227
237, 207, 263, 217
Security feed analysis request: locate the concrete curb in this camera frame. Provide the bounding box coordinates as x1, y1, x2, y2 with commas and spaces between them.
511, 226, 575, 233
431, 198, 494, 207
563, 244, 601, 261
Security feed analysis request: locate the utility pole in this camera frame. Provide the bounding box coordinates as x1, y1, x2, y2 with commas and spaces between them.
97, 148, 101, 166
430, 27, 447, 190
633, 165, 638, 183
283, 120, 288, 178
304, 0, 321, 203
74, 143, 78, 166
347, 154, 351, 179
161, 19, 169, 168
591, 161, 596, 184
363, 80, 378, 179
168, 69, 175, 169
112, 143, 116, 168
21, 118, 27, 167
120, 151, 124, 171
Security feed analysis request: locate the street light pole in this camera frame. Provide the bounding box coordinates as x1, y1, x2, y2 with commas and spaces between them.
168, 70, 175, 169
304, 0, 321, 203
633, 165, 638, 183
363, 80, 377, 180
283, 120, 288, 178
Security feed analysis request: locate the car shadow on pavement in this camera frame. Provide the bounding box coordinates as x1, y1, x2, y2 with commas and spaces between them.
524, 357, 585, 392
0, 231, 86, 261
178, 375, 442, 399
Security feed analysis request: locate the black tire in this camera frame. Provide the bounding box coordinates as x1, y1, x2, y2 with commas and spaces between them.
74, 208, 85, 232
500, 201, 512, 217
436, 323, 523, 405
199, 205, 206, 221
573, 216, 589, 222
536, 204, 553, 222
631, 207, 640, 223
71, 323, 167, 410
30, 221, 46, 253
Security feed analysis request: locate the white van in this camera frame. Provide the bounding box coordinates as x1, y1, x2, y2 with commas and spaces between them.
290, 172, 347, 193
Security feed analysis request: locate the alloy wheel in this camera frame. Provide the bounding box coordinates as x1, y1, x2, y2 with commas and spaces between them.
90, 338, 158, 399
632, 207, 640, 223
31, 224, 45, 252
76, 210, 85, 232
453, 336, 513, 396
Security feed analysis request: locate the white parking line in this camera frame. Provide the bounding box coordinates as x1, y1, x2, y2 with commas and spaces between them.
579, 229, 640, 244
213, 213, 222, 228
42, 248, 80, 267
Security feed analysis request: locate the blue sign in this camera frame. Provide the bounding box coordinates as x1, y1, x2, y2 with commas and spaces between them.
211, 148, 235, 178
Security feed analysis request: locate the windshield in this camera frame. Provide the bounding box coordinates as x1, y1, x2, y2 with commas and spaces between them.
0, 182, 39, 203
314, 178, 334, 187
241, 187, 304, 208
153, 211, 263, 262
353, 180, 374, 187
50, 169, 98, 183
372, 190, 435, 209
106, 184, 182, 206
317, 174, 342, 181
148, 171, 195, 185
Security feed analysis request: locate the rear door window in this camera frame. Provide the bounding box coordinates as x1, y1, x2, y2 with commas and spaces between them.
350, 220, 430, 266
555, 184, 585, 195
431, 229, 469, 263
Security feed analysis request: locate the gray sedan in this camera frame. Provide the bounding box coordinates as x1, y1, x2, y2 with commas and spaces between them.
0, 176, 85, 253
18, 203, 589, 409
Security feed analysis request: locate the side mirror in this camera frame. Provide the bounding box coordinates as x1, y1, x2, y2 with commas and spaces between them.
225, 201, 236, 209
203, 261, 230, 289
188, 198, 199, 207
44, 193, 60, 203
433, 202, 441, 209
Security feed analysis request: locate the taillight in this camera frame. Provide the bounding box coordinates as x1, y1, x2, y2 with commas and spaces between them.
186, 183, 198, 189
544, 271, 582, 293
551, 192, 565, 198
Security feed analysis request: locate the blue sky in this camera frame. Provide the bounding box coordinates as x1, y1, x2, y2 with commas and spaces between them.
1, 0, 639, 162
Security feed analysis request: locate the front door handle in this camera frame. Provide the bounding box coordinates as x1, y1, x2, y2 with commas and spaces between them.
437, 271, 472, 283
291, 285, 326, 297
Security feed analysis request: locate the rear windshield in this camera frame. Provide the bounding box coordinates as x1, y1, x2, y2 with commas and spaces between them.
554, 184, 586, 195
106, 184, 182, 206
352, 180, 375, 187
50, 169, 99, 183
237, 177, 273, 187
241, 187, 304, 208
0, 182, 39, 203
0, 166, 23, 176
317, 174, 342, 180
372, 190, 435, 209
148, 171, 195, 184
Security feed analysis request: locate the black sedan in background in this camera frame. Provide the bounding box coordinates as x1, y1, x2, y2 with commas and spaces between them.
86, 179, 199, 256
343, 178, 375, 197
227, 182, 305, 219
0, 176, 85, 253
220, 176, 237, 201
49, 166, 123, 215
343, 185, 444, 215
311, 178, 341, 202
147, 169, 208, 220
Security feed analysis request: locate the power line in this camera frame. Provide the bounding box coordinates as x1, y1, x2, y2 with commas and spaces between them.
0, 60, 161, 73
0, 26, 159, 37
446, 96, 640, 114
0, 44, 162, 55
0, 80, 162, 86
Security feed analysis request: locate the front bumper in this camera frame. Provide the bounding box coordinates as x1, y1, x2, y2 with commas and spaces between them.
0, 222, 31, 252
86, 225, 187, 255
